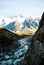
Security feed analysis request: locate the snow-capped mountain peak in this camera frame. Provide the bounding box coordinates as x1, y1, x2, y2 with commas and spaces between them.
0, 15, 40, 31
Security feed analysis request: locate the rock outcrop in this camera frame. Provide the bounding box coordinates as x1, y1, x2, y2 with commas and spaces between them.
0, 27, 20, 52
23, 13, 44, 65
34, 13, 44, 43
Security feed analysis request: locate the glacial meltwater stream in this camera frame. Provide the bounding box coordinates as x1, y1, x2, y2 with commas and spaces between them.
0, 36, 32, 65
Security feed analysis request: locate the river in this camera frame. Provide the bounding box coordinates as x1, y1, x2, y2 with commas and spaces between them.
0, 36, 32, 65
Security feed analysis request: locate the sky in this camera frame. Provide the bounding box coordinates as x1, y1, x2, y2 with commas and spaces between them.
0, 0, 44, 17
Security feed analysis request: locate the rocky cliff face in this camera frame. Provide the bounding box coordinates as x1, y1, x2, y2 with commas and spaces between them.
34, 13, 44, 43
23, 13, 44, 65
0, 27, 20, 52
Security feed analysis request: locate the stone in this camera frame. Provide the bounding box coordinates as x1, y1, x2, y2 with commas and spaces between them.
23, 13, 44, 65
5, 55, 9, 60
0, 28, 20, 52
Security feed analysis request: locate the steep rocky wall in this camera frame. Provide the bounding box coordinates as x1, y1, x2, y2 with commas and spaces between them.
23, 13, 44, 65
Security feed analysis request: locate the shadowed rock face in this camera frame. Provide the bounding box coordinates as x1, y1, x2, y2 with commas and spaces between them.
38, 13, 44, 29
34, 12, 44, 43
23, 13, 44, 65
0, 28, 20, 52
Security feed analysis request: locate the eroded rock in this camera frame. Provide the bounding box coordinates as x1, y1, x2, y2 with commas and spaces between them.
23, 13, 44, 65
0, 28, 20, 52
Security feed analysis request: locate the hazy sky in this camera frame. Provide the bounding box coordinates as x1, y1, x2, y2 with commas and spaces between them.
0, 0, 44, 17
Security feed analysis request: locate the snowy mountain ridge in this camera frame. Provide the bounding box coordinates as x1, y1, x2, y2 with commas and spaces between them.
0, 15, 40, 31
